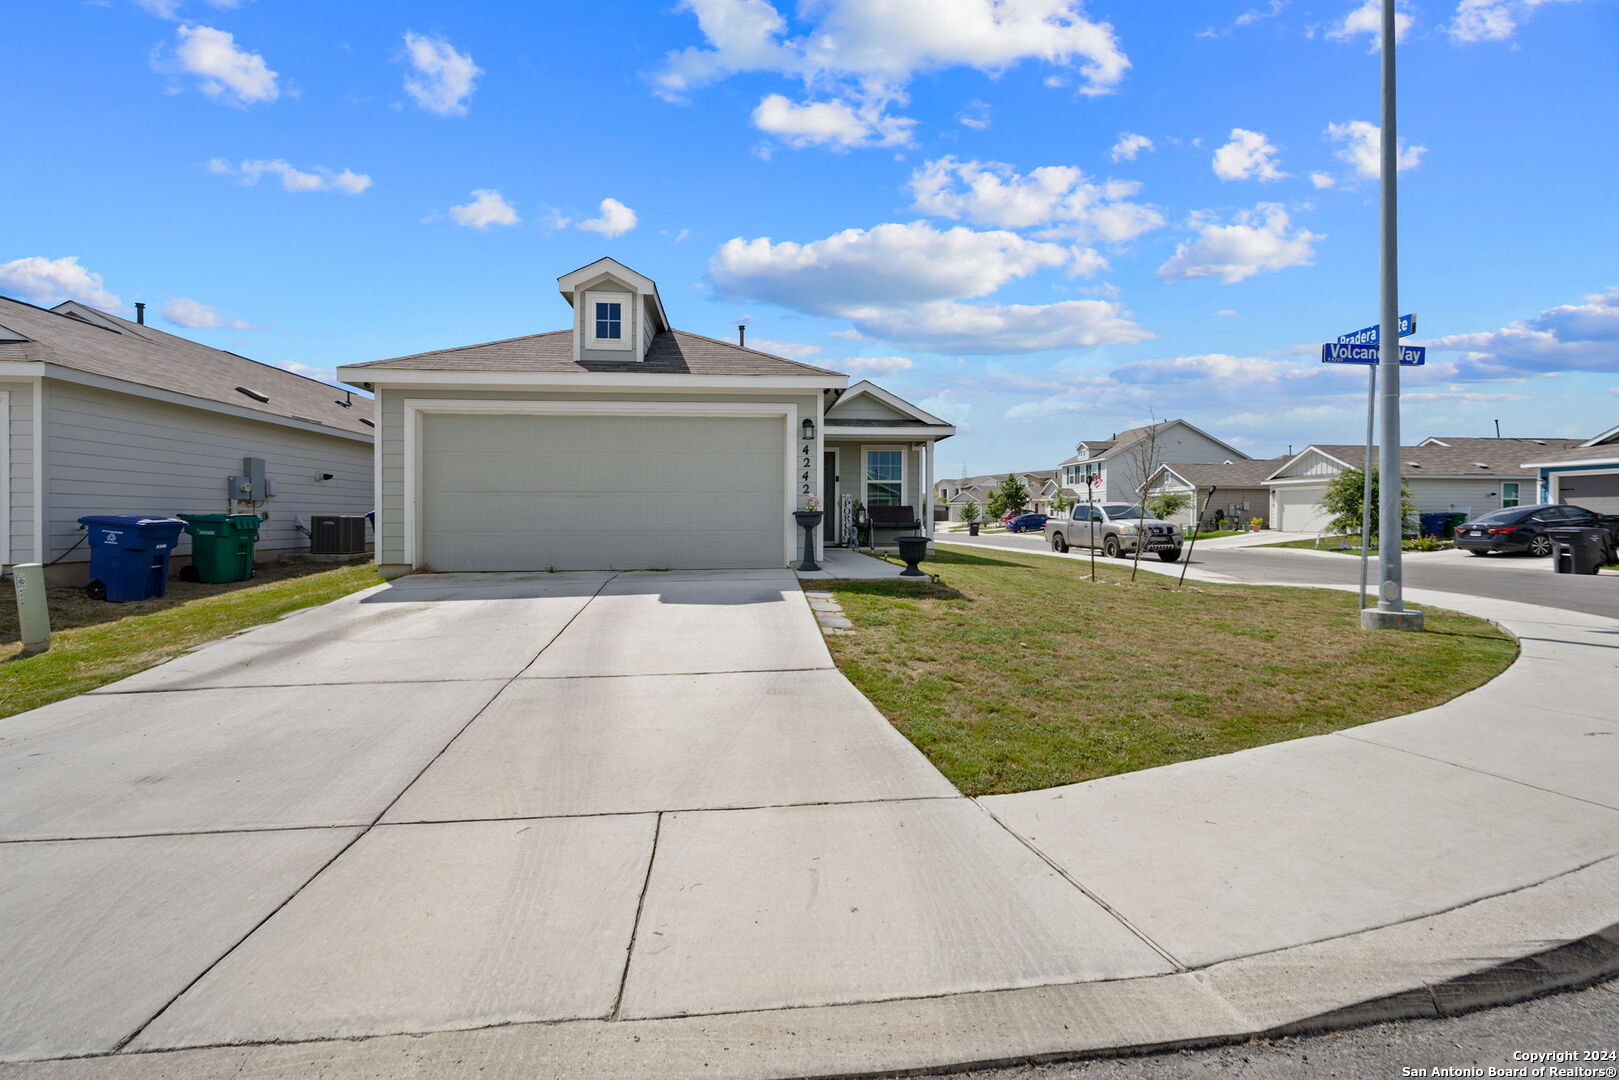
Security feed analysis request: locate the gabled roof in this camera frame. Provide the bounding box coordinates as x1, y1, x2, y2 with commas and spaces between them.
557, 257, 669, 333
1579, 422, 1619, 447
0, 294, 373, 437
1061, 420, 1248, 466
1150, 458, 1289, 490
1267, 439, 1578, 482
344, 327, 845, 378
1520, 444, 1619, 468
826, 380, 954, 429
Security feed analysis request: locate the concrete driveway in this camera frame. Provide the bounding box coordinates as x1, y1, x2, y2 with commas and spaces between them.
0, 569, 1168, 1063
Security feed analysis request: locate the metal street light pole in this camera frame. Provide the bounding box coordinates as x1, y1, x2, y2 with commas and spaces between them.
1359, 364, 1376, 608
1364, 0, 1423, 632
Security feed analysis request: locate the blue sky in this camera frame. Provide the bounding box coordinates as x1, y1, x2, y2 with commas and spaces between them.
3, 0, 1615, 475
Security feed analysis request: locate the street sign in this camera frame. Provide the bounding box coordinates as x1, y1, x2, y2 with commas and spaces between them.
1336, 314, 1416, 345
1320, 342, 1425, 365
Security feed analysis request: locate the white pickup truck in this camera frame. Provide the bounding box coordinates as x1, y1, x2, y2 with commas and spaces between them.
1043, 502, 1185, 562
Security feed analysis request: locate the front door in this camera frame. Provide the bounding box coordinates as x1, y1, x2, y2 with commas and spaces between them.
823, 451, 839, 545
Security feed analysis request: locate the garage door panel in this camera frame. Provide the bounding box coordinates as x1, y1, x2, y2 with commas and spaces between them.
419, 413, 786, 572
1559, 474, 1619, 515
1274, 486, 1332, 533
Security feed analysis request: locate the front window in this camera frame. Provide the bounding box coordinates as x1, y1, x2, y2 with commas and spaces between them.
594, 302, 623, 340
1501, 482, 1520, 508
865, 449, 902, 507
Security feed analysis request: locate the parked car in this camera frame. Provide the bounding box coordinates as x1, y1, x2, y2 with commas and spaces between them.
1453, 503, 1616, 557
1044, 502, 1184, 561
1005, 512, 1049, 533
999, 509, 1023, 526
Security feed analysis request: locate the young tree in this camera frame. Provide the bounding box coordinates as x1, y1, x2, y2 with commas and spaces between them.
1146, 490, 1191, 521
959, 499, 981, 524
1050, 487, 1073, 516
990, 474, 1030, 518
1318, 466, 1417, 542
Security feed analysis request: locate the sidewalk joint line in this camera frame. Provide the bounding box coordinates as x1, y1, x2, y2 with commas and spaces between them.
970, 798, 1186, 973
611, 811, 663, 1022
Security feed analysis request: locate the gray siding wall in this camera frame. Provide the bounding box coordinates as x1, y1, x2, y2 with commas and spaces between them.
1102, 425, 1243, 502
576, 274, 645, 364
377, 387, 822, 568
43, 380, 373, 565
825, 441, 925, 541
1271, 449, 1346, 481
827, 396, 910, 422
0, 380, 36, 565
1407, 478, 1503, 516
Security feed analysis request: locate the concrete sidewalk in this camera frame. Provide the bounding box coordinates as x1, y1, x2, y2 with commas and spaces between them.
1, 559, 1616, 1078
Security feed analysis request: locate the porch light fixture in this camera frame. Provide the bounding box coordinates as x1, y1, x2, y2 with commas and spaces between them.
801, 418, 816, 441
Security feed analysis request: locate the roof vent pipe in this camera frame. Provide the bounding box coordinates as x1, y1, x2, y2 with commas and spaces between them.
134, 302, 145, 325
737, 324, 746, 348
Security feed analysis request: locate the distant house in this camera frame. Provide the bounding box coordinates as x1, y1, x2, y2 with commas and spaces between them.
1142, 458, 1288, 529
1262, 436, 1580, 534
1056, 420, 1249, 506
933, 470, 1059, 520
1520, 423, 1619, 512
0, 295, 374, 582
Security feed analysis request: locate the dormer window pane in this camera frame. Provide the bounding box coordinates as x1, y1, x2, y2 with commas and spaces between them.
595, 302, 623, 340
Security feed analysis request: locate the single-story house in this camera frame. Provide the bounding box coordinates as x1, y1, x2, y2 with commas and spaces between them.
933, 470, 1060, 520
0, 294, 374, 582
1056, 420, 1249, 505
336, 257, 955, 574
1141, 457, 1288, 529
1521, 423, 1619, 512
1262, 436, 1581, 534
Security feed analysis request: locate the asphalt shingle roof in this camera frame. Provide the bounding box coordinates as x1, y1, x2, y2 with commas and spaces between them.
1519, 444, 1619, 466
0, 295, 373, 437
1280, 438, 1582, 479
1160, 458, 1288, 488
346, 327, 845, 378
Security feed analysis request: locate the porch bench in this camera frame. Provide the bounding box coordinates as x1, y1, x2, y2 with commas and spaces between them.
863, 505, 924, 546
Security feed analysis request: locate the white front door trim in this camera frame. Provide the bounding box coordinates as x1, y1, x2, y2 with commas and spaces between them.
400, 397, 798, 567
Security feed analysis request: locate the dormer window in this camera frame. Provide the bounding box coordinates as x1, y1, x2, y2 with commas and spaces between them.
584, 290, 632, 351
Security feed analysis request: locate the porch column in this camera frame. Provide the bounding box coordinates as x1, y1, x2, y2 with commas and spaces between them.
921, 440, 934, 539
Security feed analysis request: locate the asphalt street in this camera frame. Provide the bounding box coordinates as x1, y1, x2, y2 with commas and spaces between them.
939, 532, 1619, 619
927, 979, 1619, 1080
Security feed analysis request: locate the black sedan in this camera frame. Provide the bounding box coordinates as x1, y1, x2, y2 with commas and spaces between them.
1453, 503, 1613, 556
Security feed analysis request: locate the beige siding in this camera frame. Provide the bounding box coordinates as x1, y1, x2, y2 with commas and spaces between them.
376, 387, 821, 568
1271, 448, 1348, 480
43, 380, 373, 566
0, 380, 36, 565
1101, 424, 1245, 502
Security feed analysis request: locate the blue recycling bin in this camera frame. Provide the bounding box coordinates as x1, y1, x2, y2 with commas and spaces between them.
78, 515, 187, 602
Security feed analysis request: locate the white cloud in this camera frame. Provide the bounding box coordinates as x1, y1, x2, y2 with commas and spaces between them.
1211, 128, 1288, 181
710, 220, 1074, 315
1426, 285, 1619, 378
1327, 119, 1426, 178
1157, 203, 1321, 285
843, 356, 915, 375
1109, 132, 1153, 162
846, 299, 1150, 355
134, 0, 240, 17
907, 156, 1165, 243
1217, 308, 1240, 317
0, 256, 123, 311
919, 389, 972, 428
576, 197, 638, 237
750, 338, 824, 360
751, 92, 914, 148
447, 189, 519, 229
957, 99, 992, 130
1327, 1, 1415, 45
170, 24, 278, 106
402, 31, 481, 117
653, 0, 1129, 147
208, 158, 372, 194
1447, 0, 1579, 42
1309, 171, 1337, 189
161, 297, 252, 329
1199, 0, 1288, 36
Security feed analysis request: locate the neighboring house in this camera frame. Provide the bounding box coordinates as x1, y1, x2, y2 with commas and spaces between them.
1056, 420, 1249, 505
1519, 423, 1619, 511
337, 257, 954, 573
932, 470, 1059, 520
0, 294, 374, 582
1262, 436, 1581, 534
1142, 458, 1288, 529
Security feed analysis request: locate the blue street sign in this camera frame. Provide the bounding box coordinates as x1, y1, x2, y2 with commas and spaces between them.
1320, 342, 1425, 366
1336, 314, 1416, 345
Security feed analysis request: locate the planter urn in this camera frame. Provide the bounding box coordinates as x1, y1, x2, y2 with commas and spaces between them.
794, 510, 824, 572
895, 534, 930, 577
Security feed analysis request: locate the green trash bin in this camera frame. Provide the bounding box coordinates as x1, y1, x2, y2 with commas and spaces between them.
178, 513, 261, 583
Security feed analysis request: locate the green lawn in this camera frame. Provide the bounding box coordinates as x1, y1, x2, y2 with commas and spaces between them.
1260, 535, 1452, 554
0, 563, 381, 719
1186, 529, 1248, 540
822, 548, 1515, 796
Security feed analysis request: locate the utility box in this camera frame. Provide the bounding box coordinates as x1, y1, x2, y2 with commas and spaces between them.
311, 514, 368, 555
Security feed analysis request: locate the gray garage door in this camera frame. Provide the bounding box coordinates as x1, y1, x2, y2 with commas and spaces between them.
1559, 472, 1619, 514
419, 413, 786, 571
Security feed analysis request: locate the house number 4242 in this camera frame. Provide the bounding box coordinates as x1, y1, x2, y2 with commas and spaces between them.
800, 442, 813, 495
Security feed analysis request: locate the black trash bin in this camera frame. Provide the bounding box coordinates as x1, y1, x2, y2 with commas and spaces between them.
1547, 526, 1613, 575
